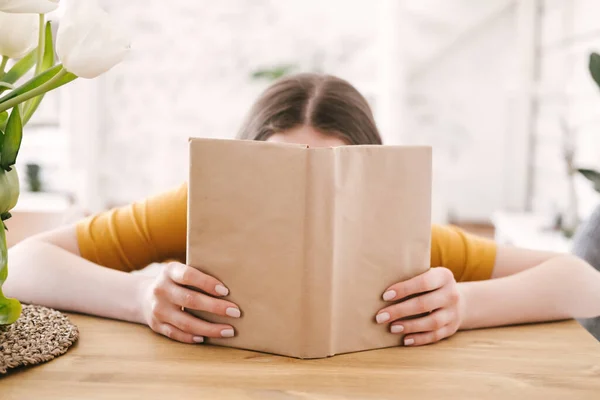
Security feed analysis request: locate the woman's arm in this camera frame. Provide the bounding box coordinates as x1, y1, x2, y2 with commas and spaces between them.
6, 233, 146, 323
459, 247, 600, 329
5, 226, 241, 343
377, 245, 600, 346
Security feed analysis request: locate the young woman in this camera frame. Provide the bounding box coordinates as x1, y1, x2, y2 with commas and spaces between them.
6, 74, 600, 346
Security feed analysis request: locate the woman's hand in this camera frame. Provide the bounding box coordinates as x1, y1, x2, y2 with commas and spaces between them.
138, 262, 241, 344
376, 267, 463, 346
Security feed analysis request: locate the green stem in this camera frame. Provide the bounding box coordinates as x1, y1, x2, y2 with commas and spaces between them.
0, 67, 67, 114
0, 218, 22, 325
0, 222, 8, 286
23, 14, 47, 117
0, 56, 8, 80
34, 14, 45, 76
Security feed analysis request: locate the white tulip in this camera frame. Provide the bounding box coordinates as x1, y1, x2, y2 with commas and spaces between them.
56, 0, 129, 79
0, 0, 59, 14
0, 11, 37, 59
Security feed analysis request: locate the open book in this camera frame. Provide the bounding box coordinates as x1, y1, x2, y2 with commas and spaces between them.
187, 138, 432, 358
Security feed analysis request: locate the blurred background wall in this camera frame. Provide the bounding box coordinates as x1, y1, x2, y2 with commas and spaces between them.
12, 0, 600, 248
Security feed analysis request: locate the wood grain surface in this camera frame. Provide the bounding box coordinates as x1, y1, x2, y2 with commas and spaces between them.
2, 314, 600, 399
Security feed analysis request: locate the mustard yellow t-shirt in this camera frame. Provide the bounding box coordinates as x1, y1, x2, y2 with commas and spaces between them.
76, 184, 497, 282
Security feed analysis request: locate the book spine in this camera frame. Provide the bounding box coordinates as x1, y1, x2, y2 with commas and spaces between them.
299, 149, 336, 358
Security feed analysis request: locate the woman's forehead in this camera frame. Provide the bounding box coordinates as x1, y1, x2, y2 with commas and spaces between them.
266, 126, 348, 148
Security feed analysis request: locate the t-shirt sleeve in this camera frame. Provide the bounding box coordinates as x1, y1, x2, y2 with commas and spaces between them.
76, 183, 188, 272
430, 224, 497, 282
76, 186, 495, 279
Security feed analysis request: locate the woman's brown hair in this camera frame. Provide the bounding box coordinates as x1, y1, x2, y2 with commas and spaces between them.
237, 73, 383, 145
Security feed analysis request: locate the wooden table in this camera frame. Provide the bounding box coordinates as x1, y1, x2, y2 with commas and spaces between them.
3, 315, 600, 399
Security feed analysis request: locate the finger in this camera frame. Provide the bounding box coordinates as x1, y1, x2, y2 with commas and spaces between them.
156, 322, 204, 344
165, 282, 241, 318
376, 285, 455, 323
165, 262, 230, 297
382, 267, 454, 302
168, 308, 236, 339
389, 309, 455, 335
402, 324, 456, 346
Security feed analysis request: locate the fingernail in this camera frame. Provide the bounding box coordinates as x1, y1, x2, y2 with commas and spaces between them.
404, 338, 415, 346
221, 328, 235, 338
226, 307, 241, 318
391, 325, 404, 333
215, 284, 229, 296
193, 336, 204, 343
382, 290, 396, 301
376, 312, 390, 324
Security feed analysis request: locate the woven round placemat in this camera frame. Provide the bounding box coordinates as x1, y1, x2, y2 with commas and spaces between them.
0, 304, 79, 374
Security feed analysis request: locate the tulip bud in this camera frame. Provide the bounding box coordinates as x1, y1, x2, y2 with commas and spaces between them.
56, 0, 130, 79
0, 11, 37, 59
0, 168, 19, 215
0, 0, 59, 14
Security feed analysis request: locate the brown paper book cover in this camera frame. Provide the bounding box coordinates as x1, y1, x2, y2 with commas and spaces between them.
186, 138, 432, 358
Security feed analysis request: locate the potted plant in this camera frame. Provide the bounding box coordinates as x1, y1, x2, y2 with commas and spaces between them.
577, 53, 600, 196
0, 0, 129, 325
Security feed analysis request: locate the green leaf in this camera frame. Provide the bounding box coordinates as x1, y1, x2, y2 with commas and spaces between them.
0, 112, 7, 127
0, 107, 22, 171
251, 64, 297, 81
0, 49, 36, 87
0, 224, 22, 324
589, 53, 600, 90
0, 62, 76, 108
0, 64, 60, 105
23, 22, 55, 124
41, 22, 55, 73
578, 168, 600, 192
